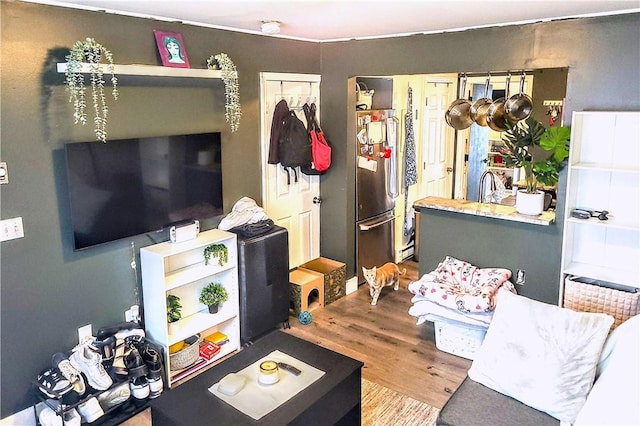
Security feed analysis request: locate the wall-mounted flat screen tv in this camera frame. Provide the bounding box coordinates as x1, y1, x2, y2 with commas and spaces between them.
65, 132, 223, 250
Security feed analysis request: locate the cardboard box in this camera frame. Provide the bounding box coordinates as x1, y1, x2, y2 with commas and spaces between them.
299, 257, 346, 305
289, 268, 325, 316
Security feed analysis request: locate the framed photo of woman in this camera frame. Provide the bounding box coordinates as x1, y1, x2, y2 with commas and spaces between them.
154, 30, 190, 68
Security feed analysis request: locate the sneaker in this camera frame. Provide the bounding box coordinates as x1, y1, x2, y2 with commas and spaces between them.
129, 376, 150, 400
77, 396, 105, 423
38, 400, 81, 426
70, 341, 113, 390
36, 368, 73, 399
51, 353, 86, 396
139, 342, 164, 398
97, 381, 131, 411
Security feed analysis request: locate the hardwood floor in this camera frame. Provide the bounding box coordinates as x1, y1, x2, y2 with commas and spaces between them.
284, 260, 471, 409
122, 260, 470, 425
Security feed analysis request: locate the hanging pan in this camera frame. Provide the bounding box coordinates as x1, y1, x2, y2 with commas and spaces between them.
486, 73, 511, 132
505, 72, 533, 122
470, 74, 493, 127
445, 75, 473, 130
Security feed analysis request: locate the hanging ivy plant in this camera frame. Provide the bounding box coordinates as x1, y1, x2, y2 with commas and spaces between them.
207, 53, 241, 132
65, 37, 118, 143
203, 243, 228, 266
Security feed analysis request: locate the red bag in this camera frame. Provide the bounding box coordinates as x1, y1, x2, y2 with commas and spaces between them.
304, 103, 331, 173
311, 129, 331, 172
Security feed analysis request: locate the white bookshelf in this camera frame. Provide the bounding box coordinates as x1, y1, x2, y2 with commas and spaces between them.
140, 229, 240, 387
560, 111, 640, 299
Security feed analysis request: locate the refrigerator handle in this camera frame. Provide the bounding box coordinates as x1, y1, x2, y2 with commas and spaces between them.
386, 115, 400, 198
359, 215, 395, 231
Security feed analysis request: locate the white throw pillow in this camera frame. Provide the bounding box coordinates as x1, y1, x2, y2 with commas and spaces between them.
467, 289, 614, 423
574, 314, 640, 426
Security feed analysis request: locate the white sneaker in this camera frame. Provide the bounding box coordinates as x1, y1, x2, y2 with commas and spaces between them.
39, 400, 81, 426
77, 397, 105, 423
129, 377, 150, 400
52, 353, 86, 395
70, 341, 113, 390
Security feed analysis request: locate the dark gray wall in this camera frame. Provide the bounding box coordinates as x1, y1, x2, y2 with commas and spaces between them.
317, 14, 640, 288
417, 208, 562, 304
1, 0, 639, 417
0, 1, 320, 416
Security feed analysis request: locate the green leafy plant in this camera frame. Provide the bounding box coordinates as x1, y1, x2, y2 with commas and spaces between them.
199, 282, 228, 307
203, 243, 228, 266
64, 37, 119, 143
207, 53, 241, 132
502, 117, 571, 193
166, 294, 182, 323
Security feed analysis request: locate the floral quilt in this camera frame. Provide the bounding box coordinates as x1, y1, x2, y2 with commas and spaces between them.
408, 256, 513, 313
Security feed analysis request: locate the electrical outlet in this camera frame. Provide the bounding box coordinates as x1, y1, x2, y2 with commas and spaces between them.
0, 217, 24, 242
516, 269, 526, 285
78, 324, 92, 343
0, 162, 8, 184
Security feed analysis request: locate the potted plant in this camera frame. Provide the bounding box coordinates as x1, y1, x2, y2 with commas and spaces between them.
166, 294, 182, 324
207, 53, 241, 132
199, 282, 228, 314
203, 243, 228, 266
64, 37, 119, 143
502, 117, 570, 215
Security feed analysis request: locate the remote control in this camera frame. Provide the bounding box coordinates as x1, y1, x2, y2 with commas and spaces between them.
277, 362, 302, 376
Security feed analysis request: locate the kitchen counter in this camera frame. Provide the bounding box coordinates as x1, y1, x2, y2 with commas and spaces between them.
414, 196, 555, 226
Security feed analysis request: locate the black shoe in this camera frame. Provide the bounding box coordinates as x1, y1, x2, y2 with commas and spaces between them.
125, 346, 148, 379
139, 344, 163, 380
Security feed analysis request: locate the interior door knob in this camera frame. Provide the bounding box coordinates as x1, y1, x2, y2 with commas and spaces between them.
313, 196, 322, 205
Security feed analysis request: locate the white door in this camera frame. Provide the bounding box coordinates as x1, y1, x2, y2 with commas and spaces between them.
260, 72, 321, 269
421, 78, 456, 198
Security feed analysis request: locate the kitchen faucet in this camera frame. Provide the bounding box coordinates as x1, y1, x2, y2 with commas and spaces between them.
478, 170, 498, 203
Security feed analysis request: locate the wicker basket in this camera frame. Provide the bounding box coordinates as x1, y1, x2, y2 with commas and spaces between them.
563, 276, 640, 329
169, 336, 201, 370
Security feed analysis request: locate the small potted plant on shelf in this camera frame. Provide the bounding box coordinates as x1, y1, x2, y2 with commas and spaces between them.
502, 117, 570, 216
203, 243, 228, 266
166, 294, 182, 325
199, 282, 228, 314
64, 37, 119, 143
206, 53, 241, 132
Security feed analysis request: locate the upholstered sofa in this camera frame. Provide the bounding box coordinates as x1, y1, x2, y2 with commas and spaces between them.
437, 291, 640, 426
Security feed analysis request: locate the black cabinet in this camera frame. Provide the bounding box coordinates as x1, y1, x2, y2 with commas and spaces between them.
235, 226, 290, 344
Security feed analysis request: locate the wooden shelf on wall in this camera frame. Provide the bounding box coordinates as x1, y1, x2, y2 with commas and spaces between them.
54, 63, 235, 88
56, 63, 224, 79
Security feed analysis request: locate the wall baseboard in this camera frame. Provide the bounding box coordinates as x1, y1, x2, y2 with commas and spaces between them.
346, 276, 359, 295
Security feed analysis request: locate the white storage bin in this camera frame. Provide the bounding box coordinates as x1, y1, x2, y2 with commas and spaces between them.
434, 320, 488, 360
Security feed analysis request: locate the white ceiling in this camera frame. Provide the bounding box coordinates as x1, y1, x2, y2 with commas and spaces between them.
25, 0, 640, 42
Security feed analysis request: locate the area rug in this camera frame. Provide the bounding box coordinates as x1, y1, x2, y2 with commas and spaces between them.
362, 378, 440, 426
121, 379, 440, 426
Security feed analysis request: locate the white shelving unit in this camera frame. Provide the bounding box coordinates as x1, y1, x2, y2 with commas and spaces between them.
560, 111, 640, 300
140, 229, 240, 387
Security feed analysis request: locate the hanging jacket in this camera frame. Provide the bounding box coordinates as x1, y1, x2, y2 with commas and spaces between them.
268, 99, 290, 164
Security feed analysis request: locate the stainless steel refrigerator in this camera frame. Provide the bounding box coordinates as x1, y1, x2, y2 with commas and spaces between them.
355, 109, 400, 283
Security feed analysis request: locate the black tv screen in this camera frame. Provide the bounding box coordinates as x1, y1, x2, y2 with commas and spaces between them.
65, 133, 223, 250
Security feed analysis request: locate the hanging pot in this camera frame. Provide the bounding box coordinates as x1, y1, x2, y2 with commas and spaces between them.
505, 72, 533, 122
486, 74, 511, 132
470, 75, 493, 127
445, 75, 473, 130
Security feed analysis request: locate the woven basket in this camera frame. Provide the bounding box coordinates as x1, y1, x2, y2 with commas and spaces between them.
563, 276, 640, 329
169, 336, 201, 370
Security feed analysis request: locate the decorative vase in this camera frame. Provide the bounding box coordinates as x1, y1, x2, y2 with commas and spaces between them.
516, 190, 545, 216
208, 304, 219, 314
